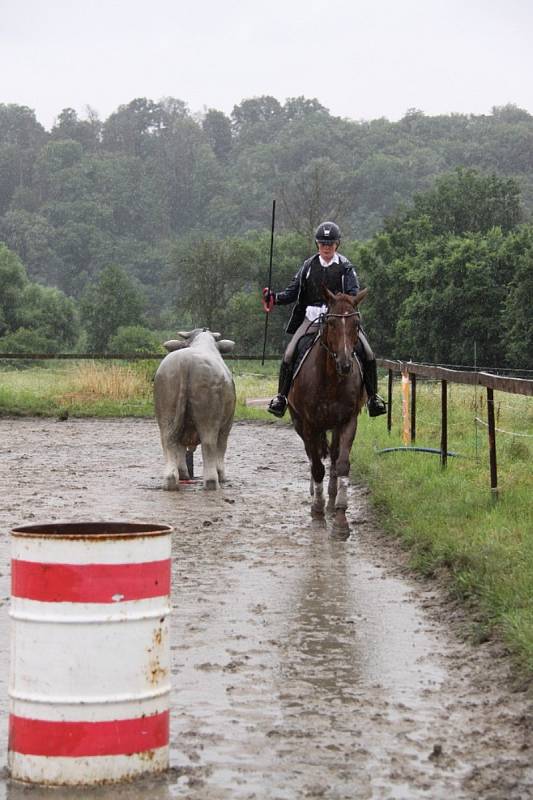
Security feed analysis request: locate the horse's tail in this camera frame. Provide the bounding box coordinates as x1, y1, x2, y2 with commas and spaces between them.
320, 432, 329, 460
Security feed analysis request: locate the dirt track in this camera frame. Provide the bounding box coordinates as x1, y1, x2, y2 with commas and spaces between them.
0, 417, 532, 799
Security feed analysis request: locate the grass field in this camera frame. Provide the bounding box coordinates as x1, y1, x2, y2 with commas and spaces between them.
1, 359, 532, 674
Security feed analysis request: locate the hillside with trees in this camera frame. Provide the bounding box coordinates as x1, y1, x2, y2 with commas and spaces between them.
0, 97, 531, 367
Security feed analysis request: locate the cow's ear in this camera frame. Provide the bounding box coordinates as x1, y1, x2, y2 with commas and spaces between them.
216, 340, 235, 353
163, 339, 189, 352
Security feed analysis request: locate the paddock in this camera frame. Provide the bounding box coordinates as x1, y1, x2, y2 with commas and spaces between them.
0, 417, 530, 798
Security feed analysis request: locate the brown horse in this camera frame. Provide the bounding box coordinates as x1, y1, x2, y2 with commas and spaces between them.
288, 287, 368, 537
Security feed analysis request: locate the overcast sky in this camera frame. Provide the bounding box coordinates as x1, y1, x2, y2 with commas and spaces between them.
1, 0, 532, 130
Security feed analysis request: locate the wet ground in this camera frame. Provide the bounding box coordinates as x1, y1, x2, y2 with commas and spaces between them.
0, 417, 531, 799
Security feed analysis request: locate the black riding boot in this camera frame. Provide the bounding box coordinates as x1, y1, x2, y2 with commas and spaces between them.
268, 361, 293, 417
363, 358, 387, 417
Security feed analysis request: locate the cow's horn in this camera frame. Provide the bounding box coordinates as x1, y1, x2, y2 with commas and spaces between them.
216, 339, 235, 353
177, 330, 193, 339
163, 339, 189, 352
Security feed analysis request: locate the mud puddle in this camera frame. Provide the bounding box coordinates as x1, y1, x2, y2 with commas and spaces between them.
0, 418, 531, 799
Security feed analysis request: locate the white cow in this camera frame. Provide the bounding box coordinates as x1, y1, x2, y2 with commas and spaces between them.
154, 329, 236, 490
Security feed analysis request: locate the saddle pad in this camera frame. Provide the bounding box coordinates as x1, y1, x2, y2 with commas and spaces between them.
293, 333, 318, 379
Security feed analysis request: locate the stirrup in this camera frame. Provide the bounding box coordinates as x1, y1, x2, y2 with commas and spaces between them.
268, 394, 287, 418
367, 394, 387, 417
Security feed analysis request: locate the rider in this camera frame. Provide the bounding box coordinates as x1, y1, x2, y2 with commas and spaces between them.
263, 221, 386, 419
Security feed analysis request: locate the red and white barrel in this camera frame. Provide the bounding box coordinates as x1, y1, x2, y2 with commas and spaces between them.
8, 521, 172, 786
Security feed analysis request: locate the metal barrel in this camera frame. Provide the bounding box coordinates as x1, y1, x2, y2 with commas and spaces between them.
8, 521, 173, 786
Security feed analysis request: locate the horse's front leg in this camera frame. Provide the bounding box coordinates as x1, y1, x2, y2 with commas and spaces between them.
306, 428, 326, 519
331, 418, 358, 536
327, 430, 340, 513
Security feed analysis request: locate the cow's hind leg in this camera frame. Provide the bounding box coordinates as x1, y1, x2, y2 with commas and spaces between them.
216, 424, 232, 484
200, 438, 219, 490
176, 444, 190, 481
160, 431, 180, 491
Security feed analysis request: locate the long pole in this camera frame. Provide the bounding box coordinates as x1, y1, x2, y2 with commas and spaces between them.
261, 199, 276, 366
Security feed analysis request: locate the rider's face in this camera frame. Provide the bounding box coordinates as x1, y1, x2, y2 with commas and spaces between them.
317, 241, 339, 260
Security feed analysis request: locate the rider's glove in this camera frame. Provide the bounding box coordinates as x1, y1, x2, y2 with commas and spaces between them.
262, 287, 276, 312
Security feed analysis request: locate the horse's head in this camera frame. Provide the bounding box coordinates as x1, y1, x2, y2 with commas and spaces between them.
320, 287, 368, 375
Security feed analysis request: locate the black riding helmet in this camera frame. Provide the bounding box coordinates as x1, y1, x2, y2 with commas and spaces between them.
315, 221, 341, 244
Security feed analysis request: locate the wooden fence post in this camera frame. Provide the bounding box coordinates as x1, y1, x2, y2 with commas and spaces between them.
410, 372, 417, 444
401, 370, 410, 445
486, 387, 498, 499
440, 380, 448, 468
387, 369, 393, 433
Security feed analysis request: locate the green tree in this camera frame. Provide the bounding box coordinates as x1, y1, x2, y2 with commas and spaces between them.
202, 109, 233, 162
279, 157, 348, 240
80, 264, 146, 352
394, 231, 509, 365
231, 96, 283, 138
283, 97, 329, 121
0, 242, 79, 351
0, 209, 59, 284
167, 236, 257, 331
501, 226, 533, 368
0, 104, 47, 213
0, 242, 27, 335
17, 283, 79, 349
102, 97, 164, 157
390, 168, 523, 236
51, 107, 102, 151
108, 325, 162, 354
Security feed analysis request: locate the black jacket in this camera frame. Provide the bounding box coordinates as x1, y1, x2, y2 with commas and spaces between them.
275, 253, 360, 333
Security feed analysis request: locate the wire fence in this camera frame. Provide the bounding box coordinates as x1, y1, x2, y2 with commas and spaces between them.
377, 358, 532, 497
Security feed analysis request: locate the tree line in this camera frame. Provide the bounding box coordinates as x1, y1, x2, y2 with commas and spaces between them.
0, 97, 531, 367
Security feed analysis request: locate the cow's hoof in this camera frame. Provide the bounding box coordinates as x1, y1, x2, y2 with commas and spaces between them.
204, 479, 219, 490
163, 474, 178, 491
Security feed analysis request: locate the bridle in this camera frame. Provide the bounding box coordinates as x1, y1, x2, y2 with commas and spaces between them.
318, 308, 361, 373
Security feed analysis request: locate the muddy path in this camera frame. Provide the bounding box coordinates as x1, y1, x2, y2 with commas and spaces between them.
0, 417, 531, 799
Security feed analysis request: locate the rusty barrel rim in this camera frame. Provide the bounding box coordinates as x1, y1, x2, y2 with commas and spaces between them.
11, 521, 173, 540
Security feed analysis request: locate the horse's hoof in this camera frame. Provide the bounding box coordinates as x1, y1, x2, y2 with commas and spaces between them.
330, 523, 350, 541
311, 507, 325, 520
204, 478, 219, 490
331, 512, 350, 540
